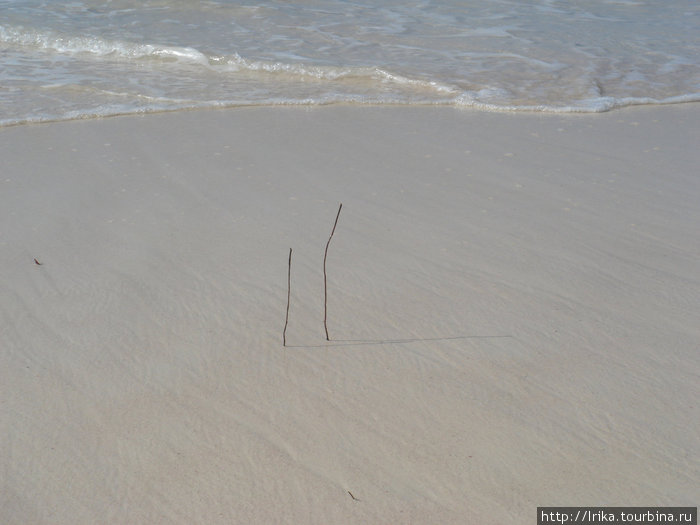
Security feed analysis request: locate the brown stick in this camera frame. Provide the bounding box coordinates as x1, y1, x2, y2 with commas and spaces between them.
283, 248, 292, 347
323, 203, 343, 341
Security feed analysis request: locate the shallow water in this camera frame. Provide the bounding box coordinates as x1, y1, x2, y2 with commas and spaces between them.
1, 0, 698, 125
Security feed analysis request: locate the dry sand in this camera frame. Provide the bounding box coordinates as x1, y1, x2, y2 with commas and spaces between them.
1, 105, 699, 524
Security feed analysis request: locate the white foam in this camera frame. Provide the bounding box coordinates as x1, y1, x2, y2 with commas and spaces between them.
0, 24, 209, 64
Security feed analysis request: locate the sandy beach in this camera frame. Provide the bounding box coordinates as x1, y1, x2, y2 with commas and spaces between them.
1, 105, 698, 524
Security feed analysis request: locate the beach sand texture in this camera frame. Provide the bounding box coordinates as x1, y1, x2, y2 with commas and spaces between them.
1, 105, 699, 524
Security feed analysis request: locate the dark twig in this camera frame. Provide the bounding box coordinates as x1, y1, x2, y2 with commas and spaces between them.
283, 248, 292, 347
323, 203, 342, 341
34, 258, 42, 266
347, 490, 360, 501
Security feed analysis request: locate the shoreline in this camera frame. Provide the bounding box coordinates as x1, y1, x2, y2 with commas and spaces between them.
2, 104, 698, 524
3, 98, 700, 130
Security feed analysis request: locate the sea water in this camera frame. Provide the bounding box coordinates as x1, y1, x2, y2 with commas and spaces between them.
1, 0, 698, 125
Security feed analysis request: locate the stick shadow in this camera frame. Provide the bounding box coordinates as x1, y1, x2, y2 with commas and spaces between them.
285, 334, 513, 349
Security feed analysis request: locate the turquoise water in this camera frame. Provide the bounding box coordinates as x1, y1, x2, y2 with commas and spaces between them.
1, 0, 698, 125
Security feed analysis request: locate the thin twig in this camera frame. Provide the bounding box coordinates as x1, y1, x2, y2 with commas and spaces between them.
283, 248, 292, 347
347, 490, 360, 501
34, 258, 42, 266
323, 203, 343, 341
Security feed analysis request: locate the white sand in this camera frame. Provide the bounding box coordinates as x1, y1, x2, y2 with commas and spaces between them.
1, 105, 698, 524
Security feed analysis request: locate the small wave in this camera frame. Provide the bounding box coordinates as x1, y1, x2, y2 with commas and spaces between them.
454, 91, 700, 113
0, 24, 459, 97
218, 52, 459, 93
0, 24, 210, 64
